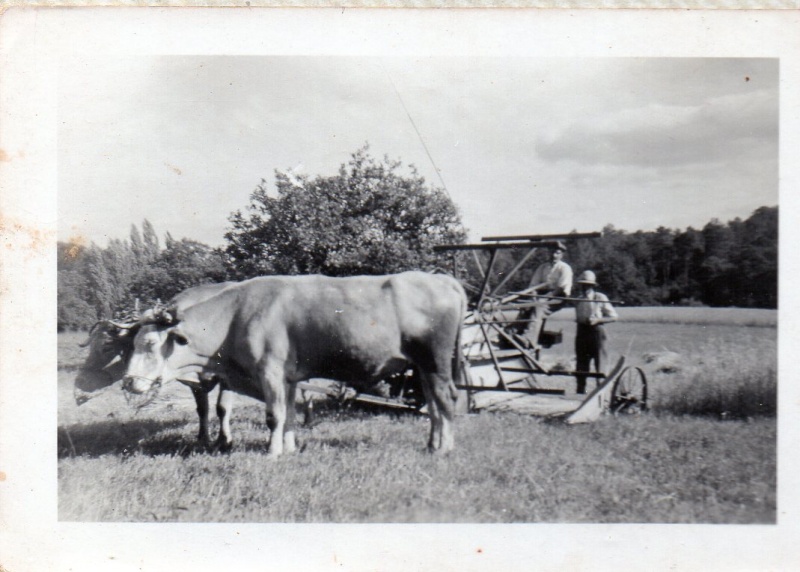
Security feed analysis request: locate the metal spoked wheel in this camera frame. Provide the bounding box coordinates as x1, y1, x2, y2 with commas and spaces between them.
611, 366, 648, 415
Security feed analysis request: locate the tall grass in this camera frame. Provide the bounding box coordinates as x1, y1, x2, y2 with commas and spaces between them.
623, 325, 777, 419
647, 339, 777, 418
540, 313, 777, 420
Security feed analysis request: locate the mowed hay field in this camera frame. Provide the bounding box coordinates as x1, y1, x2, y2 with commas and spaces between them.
58, 307, 777, 523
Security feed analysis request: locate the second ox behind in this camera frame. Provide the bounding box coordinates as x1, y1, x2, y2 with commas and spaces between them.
122, 271, 468, 457
74, 281, 236, 445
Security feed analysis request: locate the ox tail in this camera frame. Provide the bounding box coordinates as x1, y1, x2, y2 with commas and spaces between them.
450, 282, 471, 401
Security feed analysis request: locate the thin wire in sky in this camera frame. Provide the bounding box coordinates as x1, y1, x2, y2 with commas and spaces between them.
379, 62, 452, 202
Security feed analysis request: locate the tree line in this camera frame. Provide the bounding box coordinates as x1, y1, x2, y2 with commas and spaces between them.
468, 205, 777, 309
57, 146, 777, 331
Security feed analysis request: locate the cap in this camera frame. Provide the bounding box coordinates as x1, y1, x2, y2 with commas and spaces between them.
553, 241, 567, 252
576, 270, 598, 285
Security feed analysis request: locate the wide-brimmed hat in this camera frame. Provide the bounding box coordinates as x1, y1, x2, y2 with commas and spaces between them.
576, 270, 598, 285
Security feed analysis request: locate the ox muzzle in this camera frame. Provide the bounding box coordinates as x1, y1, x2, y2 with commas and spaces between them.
122, 375, 164, 410
122, 374, 161, 395
74, 388, 92, 406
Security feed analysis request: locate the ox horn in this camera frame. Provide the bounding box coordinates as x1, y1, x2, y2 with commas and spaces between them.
86, 320, 104, 336
79, 318, 135, 346
106, 319, 139, 330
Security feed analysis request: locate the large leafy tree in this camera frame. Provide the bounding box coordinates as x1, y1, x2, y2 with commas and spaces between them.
225, 145, 467, 279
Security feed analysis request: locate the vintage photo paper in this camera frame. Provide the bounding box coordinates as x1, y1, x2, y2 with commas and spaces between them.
1, 7, 799, 571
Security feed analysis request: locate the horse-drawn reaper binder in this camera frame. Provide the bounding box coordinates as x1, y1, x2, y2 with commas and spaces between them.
434, 231, 648, 423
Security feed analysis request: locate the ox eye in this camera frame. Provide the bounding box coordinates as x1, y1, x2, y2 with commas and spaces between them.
170, 331, 189, 346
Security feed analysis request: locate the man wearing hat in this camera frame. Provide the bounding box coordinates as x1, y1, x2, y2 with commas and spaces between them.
513, 241, 573, 348
574, 269, 618, 394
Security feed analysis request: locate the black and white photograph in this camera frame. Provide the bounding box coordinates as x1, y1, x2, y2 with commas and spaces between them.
2, 7, 799, 572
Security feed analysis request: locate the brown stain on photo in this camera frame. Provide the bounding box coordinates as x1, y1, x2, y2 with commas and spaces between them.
0, 215, 55, 258
0, 149, 25, 162
165, 162, 182, 175
64, 235, 88, 260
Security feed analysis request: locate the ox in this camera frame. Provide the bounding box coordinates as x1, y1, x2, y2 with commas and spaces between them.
122, 271, 467, 457
74, 281, 235, 444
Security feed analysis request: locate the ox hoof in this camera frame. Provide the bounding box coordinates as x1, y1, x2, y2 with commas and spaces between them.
213, 439, 233, 454
283, 432, 297, 454
427, 444, 454, 456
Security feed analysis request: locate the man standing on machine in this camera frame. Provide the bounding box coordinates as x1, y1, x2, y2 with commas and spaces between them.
573, 270, 618, 394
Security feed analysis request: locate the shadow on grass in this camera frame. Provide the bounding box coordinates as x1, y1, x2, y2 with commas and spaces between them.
58, 402, 416, 460
58, 363, 83, 373
58, 418, 210, 459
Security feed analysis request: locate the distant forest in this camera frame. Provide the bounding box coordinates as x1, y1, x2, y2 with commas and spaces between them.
477, 205, 777, 310
58, 206, 777, 331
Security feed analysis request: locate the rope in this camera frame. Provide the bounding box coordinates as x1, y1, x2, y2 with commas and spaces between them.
379, 61, 472, 283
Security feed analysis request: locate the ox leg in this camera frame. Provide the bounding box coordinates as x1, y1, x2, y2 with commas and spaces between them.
260, 362, 288, 458
418, 373, 443, 453
191, 387, 210, 445
302, 390, 315, 426
215, 387, 234, 452
420, 372, 457, 454
283, 382, 298, 454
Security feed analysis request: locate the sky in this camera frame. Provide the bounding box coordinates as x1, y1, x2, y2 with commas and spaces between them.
57, 56, 778, 248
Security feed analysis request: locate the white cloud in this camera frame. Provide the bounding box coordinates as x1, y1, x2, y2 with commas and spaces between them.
536, 88, 777, 168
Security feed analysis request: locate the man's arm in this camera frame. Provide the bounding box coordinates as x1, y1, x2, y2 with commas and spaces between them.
589, 293, 618, 325
527, 264, 550, 292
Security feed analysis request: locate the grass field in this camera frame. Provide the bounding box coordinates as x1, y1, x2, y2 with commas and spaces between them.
592, 306, 776, 327
57, 307, 777, 523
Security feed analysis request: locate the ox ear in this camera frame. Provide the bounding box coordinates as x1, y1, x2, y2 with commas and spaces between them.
168, 327, 189, 346
157, 306, 180, 326
113, 325, 133, 338
109, 321, 140, 339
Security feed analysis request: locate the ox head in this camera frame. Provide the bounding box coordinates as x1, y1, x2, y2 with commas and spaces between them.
74, 319, 140, 405
121, 307, 198, 396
